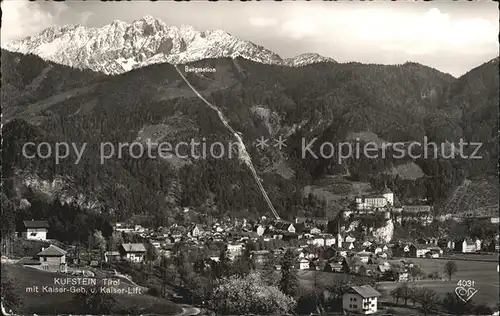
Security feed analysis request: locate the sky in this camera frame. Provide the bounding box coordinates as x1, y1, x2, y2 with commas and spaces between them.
1, 1, 498, 77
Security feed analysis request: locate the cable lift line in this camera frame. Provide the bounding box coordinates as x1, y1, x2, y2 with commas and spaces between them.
174, 65, 281, 220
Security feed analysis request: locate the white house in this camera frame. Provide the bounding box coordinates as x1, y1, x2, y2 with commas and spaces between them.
253, 225, 265, 236
460, 238, 481, 253
357, 252, 372, 263
355, 188, 394, 211
113, 222, 135, 233
310, 227, 322, 235
119, 243, 147, 263
342, 242, 355, 250
342, 285, 381, 314
273, 221, 295, 233
190, 225, 203, 238
345, 235, 357, 243
37, 244, 67, 273
362, 241, 373, 248
298, 258, 310, 270
227, 243, 244, 257
324, 236, 336, 247
308, 237, 325, 247
23, 220, 49, 240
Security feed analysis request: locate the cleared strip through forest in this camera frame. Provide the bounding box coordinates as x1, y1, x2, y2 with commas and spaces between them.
174, 65, 281, 220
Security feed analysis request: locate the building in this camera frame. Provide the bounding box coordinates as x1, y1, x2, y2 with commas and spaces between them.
342, 242, 355, 250
310, 227, 322, 235
23, 220, 49, 240
397, 271, 409, 282
253, 225, 265, 236
345, 235, 356, 243
273, 221, 295, 233
438, 239, 455, 250
308, 237, 325, 247
295, 217, 329, 228
104, 251, 121, 263
119, 243, 147, 263
37, 244, 67, 272
250, 250, 271, 265
227, 243, 244, 257
342, 285, 381, 314
324, 235, 336, 247
410, 244, 432, 258
458, 238, 481, 253
362, 241, 373, 248
189, 225, 203, 238
357, 252, 373, 263
113, 222, 135, 233
298, 258, 310, 270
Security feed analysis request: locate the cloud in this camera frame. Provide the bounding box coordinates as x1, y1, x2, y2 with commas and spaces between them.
280, 19, 319, 39
1, 1, 68, 43
356, 8, 498, 56
79, 11, 94, 25
248, 17, 278, 28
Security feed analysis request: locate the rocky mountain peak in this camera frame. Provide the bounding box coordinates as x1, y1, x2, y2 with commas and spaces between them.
285, 52, 336, 67
3, 16, 335, 74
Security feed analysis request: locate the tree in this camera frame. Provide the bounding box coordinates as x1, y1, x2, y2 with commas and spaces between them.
280, 249, 299, 297
174, 250, 188, 286
209, 272, 296, 315
231, 248, 253, 277
382, 268, 399, 281
93, 230, 107, 268
326, 278, 350, 312
409, 265, 425, 281
472, 304, 494, 315
444, 261, 458, 281
261, 257, 279, 286
442, 292, 473, 315
408, 284, 419, 307
144, 241, 158, 268
217, 247, 231, 279
295, 289, 320, 315
399, 283, 411, 306
390, 286, 402, 304
158, 256, 175, 297
323, 262, 332, 272
72, 284, 117, 314
416, 287, 440, 316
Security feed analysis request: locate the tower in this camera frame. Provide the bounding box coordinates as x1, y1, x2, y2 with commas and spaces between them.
382, 185, 394, 206
336, 220, 342, 248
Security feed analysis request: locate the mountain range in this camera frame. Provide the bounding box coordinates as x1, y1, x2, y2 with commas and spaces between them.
3, 15, 335, 75
1, 18, 498, 229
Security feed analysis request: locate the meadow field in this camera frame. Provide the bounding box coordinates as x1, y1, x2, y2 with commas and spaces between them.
297, 270, 373, 290
297, 258, 498, 310
381, 258, 499, 307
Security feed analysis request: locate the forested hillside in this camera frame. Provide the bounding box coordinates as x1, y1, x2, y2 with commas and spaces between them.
2, 50, 498, 232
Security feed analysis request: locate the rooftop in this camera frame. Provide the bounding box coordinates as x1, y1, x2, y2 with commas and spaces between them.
121, 243, 147, 252
37, 244, 67, 257
348, 285, 381, 298
24, 220, 49, 228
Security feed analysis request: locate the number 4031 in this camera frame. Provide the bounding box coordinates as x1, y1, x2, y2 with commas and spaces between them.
457, 280, 475, 287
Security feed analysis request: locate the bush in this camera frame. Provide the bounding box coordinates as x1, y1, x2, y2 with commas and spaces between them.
147, 287, 161, 297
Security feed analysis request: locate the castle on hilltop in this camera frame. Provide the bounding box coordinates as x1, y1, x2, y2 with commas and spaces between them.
355, 187, 395, 211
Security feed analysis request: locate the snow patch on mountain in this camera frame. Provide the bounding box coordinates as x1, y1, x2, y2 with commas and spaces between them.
3, 16, 335, 75
284, 53, 336, 67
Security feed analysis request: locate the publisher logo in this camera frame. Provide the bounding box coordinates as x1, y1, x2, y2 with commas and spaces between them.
455, 280, 477, 303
